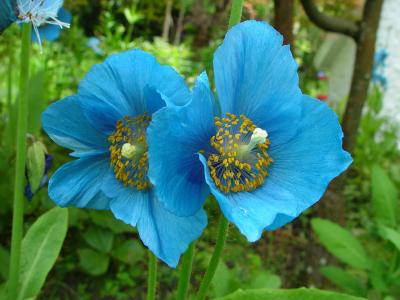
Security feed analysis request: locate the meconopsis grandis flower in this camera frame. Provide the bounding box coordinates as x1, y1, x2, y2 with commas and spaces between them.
41, 50, 207, 267
147, 21, 352, 242
0, 0, 69, 49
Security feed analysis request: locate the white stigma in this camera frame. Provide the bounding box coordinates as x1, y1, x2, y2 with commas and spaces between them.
121, 143, 137, 159
250, 128, 268, 145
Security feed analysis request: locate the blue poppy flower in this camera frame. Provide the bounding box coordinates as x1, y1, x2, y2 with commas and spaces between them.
372, 48, 388, 89
87, 37, 103, 55
31, 8, 71, 43
41, 50, 207, 267
0, 0, 17, 33
147, 21, 352, 242
0, 0, 69, 47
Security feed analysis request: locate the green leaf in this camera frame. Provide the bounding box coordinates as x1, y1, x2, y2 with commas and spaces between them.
89, 210, 133, 234
27, 71, 46, 136
249, 272, 281, 289
83, 226, 114, 253
215, 287, 366, 300
0, 246, 9, 280
26, 141, 47, 192
17, 207, 68, 300
311, 218, 370, 270
378, 225, 400, 252
111, 240, 145, 265
371, 165, 398, 227
78, 248, 109, 276
320, 266, 366, 296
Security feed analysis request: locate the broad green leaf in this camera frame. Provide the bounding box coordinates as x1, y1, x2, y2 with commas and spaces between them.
17, 207, 68, 300
320, 266, 366, 296
311, 218, 370, 270
212, 261, 232, 297
250, 272, 281, 289
78, 248, 109, 276
0, 246, 9, 280
371, 165, 398, 227
378, 225, 400, 252
26, 141, 47, 192
215, 287, 366, 300
89, 210, 133, 234
27, 71, 46, 136
83, 226, 114, 253
111, 240, 145, 265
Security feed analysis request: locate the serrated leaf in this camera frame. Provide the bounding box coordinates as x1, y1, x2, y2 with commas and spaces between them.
215, 287, 366, 300
17, 207, 68, 300
78, 248, 109, 276
83, 226, 114, 253
26, 141, 46, 192
372, 165, 398, 227
111, 240, 144, 265
320, 266, 366, 296
311, 218, 370, 270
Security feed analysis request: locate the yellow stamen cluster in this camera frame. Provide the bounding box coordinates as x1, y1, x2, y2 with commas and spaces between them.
207, 113, 272, 193
108, 113, 151, 190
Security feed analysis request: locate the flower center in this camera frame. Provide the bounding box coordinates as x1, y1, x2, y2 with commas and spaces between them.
108, 113, 151, 190
206, 113, 272, 193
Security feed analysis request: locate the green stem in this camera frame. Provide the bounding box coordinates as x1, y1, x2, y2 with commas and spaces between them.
176, 242, 196, 300
7, 37, 13, 115
228, 0, 244, 29
8, 23, 31, 300
195, 216, 229, 300
146, 252, 157, 300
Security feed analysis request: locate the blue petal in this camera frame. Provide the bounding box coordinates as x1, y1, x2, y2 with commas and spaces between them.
0, 0, 17, 32
48, 155, 111, 210
42, 95, 109, 157
77, 50, 190, 134
199, 96, 351, 241
108, 185, 207, 267
32, 8, 71, 43
213, 20, 302, 145
147, 72, 217, 216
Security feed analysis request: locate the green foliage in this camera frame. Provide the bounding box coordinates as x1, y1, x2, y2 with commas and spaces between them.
78, 248, 110, 276
311, 218, 370, 269
26, 141, 47, 192
18, 207, 68, 300
320, 266, 366, 296
215, 287, 366, 300
83, 226, 114, 253
371, 165, 398, 227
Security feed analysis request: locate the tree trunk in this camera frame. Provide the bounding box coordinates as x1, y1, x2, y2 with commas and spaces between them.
174, 0, 186, 45
162, 0, 173, 42
273, 0, 295, 49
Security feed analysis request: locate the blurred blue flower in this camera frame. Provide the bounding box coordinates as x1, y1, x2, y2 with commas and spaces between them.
0, 0, 69, 47
147, 21, 352, 242
25, 153, 53, 200
87, 37, 103, 55
31, 8, 71, 43
372, 48, 388, 89
42, 50, 206, 267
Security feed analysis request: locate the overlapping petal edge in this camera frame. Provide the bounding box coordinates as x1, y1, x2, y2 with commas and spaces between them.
148, 20, 352, 242
42, 49, 207, 267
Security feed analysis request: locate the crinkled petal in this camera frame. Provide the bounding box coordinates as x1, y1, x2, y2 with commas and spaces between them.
0, 0, 17, 32
213, 20, 302, 145
199, 96, 351, 240
48, 155, 111, 210
108, 185, 207, 267
148, 72, 217, 216
42, 95, 109, 157
77, 50, 190, 134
